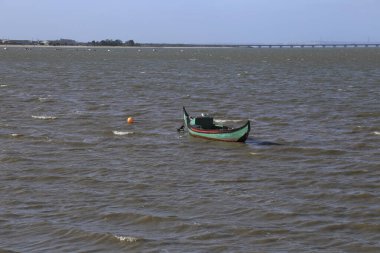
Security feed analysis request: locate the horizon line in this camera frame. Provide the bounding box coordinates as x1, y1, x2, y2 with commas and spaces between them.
1, 37, 380, 45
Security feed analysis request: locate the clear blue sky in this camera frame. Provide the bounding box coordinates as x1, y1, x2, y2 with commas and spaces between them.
1, 0, 379, 44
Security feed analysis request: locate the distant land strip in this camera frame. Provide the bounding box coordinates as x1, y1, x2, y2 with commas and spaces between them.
1, 38, 380, 48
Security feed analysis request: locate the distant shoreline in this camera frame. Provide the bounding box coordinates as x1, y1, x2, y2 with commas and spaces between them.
1, 44, 239, 49
2, 43, 380, 49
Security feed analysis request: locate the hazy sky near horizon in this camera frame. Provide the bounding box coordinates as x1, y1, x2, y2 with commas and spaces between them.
1, 0, 379, 44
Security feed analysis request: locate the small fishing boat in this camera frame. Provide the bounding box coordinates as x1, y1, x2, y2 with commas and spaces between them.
182, 107, 250, 142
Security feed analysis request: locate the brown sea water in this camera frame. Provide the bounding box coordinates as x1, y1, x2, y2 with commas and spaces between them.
1, 47, 379, 252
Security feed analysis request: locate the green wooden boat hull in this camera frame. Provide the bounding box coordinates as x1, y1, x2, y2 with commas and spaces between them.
183, 107, 250, 142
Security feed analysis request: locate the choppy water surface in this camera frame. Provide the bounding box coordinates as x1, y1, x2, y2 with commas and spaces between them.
1, 47, 379, 252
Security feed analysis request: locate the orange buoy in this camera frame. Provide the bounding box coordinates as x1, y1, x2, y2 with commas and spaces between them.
127, 117, 134, 124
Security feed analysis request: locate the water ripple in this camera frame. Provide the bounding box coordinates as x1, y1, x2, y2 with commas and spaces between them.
1, 47, 379, 252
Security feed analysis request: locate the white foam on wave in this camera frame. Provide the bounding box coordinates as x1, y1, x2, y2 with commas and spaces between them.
10, 133, 23, 137
374, 131, 380, 135
38, 96, 54, 102
113, 130, 134, 136
114, 235, 138, 242
32, 115, 57, 120
0, 84, 8, 87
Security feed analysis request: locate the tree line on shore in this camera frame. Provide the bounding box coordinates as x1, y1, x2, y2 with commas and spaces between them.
1, 38, 250, 48
89, 39, 136, 46
0, 38, 137, 47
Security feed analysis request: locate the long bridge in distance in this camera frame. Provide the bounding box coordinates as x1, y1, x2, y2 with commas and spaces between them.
248, 43, 380, 48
